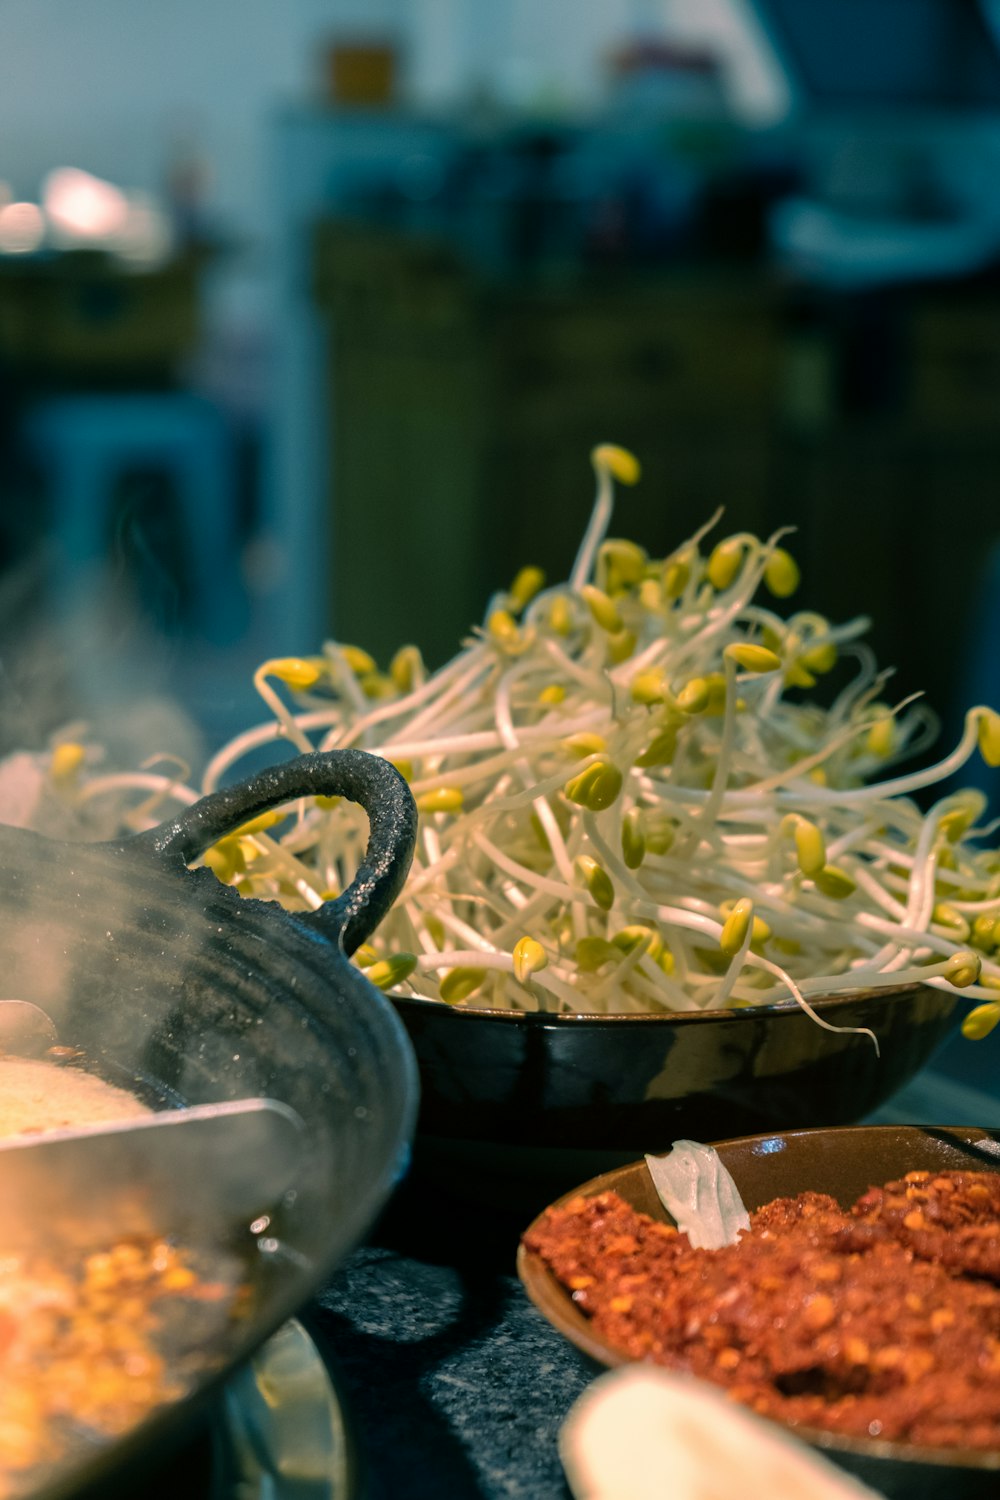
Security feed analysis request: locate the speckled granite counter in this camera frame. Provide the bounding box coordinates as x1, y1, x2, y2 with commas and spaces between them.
311, 1176, 589, 1500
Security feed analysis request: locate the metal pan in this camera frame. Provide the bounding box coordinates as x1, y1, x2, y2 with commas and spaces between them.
0, 748, 419, 1500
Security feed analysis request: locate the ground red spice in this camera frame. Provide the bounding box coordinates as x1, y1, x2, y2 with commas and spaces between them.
522, 1170, 1000, 1448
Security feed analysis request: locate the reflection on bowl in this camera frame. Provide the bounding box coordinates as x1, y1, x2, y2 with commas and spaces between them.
391, 984, 959, 1201
518, 1125, 1000, 1500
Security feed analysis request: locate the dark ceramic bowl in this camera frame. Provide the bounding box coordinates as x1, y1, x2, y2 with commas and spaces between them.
0, 750, 419, 1500
518, 1125, 1000, 1500
391, 985, 959, 1204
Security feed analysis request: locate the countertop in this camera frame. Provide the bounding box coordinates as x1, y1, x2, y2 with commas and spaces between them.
312, 1066, 1000, 1500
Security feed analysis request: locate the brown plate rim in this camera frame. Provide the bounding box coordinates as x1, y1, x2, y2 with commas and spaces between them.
391, 980, 932, 1024
517, 1124, 1000, 1473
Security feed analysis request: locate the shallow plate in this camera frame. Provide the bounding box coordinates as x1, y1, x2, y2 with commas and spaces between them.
517, 1125, 1000, 1500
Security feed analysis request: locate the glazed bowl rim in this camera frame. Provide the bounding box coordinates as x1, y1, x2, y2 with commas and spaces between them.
389, 979, 934, 1025
517, 1123, 1000, 1475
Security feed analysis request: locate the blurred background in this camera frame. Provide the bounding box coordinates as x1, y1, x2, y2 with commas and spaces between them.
0, 0, 999, 798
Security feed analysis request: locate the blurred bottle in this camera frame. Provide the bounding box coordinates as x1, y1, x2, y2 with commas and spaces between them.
164, 130, 212, 248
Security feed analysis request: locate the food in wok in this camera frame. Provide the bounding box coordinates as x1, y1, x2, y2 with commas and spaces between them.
0, 1056, 241, 1498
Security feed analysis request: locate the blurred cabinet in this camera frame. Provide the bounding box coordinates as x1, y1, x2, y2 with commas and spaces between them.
0, 250, 208, 384
313, 222, 783, 666
771, 285, 1000, 726
310, 216, 1000, 734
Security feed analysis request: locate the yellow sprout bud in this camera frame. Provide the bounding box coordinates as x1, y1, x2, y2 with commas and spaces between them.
340, 644, 377, 676
939, 793, 985, 843
612, 926, 664, 963
866, 711, 895, 759
751, 915, 772, 944
315, 795, 342, 812
538, 682, 566, 707
639, 579, 663, 612
794, 820, 826, 877
440, 966, 487, 1003
580, 584, 623, 634
549, 596, 573, 636
783, 659, 817, 690
384, 758, 414, 782
416, 788, 464, 815
706, 538, 746, 591
662, 552, 692, 600
676, 678, 710, 715
621, 808, 646, 870
575, 937, 617, 973
962, 1002, 1000, 1040
202, 846, 233, 882
424, 915, 447, 949
575, 855, 615, 911
389, 645, 423, 694
644, 812, 677, 854
809, 767, 828, 787
630, 670, 666, 705
812, 864, 857, 899
978, 708, 1000, 768
360, 672, 396, 700
50, 742, 86, 783
563, 758, 623, 812
764, 547, 800, 599
944, 950, 982, 989
205, 836, 248, 881
782, 814, 826, 878
607, 628, 637, 665
365, 954, 418, 990
634, 726, 678, 769
562, 733, 607, 759
354, 944, 379, 968
600, 538, 647, 590
973, 913, 1000, 951
724, 642, 782, 674
513, 936, 547, 984
932, 903, 971, 940
233, 810, 285, 839
702, 673, 728, 716
262, 657, 322, 692
720, 898, 754, 956
509, 565, 545, 612
801, 641, 837, 675
592, 443, 641, 485
719, 899, 770, 946
487, 608, 521, 648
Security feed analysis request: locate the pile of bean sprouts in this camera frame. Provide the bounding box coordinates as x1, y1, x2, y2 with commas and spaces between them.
49, 446, 1000, 1040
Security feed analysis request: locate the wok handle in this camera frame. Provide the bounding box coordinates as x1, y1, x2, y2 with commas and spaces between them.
132, 750, 417, 955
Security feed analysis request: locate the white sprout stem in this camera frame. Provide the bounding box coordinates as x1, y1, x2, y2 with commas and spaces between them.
743, 951, 879, 1051
570, 464, 614, 590
75, 772, 200, 807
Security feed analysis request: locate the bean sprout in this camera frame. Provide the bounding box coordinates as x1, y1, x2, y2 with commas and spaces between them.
48, 445, 1000, 1036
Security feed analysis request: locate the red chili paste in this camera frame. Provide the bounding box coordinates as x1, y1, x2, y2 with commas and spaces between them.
523, 1170, 1000, 1448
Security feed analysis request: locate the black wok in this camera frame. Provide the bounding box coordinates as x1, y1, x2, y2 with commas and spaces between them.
0, 749, 419, 1500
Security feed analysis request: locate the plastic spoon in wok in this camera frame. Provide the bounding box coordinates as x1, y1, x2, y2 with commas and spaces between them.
0, 1097, 305, 1252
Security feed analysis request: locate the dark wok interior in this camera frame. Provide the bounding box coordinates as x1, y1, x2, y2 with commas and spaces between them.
0, 749, 419, 1500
